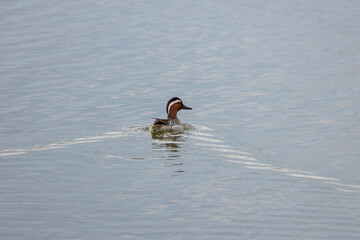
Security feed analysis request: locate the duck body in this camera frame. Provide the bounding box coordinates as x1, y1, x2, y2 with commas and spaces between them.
150, 97, 192, 132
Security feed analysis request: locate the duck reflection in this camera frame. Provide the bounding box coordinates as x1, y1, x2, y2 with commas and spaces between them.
151, 132, 183, 152
151, 132, 185, 171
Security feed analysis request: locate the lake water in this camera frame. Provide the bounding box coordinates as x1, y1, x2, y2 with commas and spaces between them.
1, 0, 360, 239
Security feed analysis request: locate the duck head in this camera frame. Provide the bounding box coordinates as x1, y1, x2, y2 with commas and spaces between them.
166, 97, 192, 118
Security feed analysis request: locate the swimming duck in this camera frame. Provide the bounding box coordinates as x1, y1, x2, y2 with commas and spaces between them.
150, 97, 192, 132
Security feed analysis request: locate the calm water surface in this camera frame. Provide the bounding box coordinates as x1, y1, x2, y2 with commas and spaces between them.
1, 0, 360, 239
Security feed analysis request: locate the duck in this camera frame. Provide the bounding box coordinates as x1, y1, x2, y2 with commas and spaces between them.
149, 97, 192, 132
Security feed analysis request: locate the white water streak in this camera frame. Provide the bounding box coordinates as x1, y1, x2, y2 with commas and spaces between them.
191, 127, 360, 192
0, 129, 133, 157
225, 159, 270, 167
222, 154, 258, 161
186, 135, 224, 143
287, 173, 340, 182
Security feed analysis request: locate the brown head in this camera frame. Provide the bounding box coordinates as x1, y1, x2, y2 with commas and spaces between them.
166, 97, 192, 118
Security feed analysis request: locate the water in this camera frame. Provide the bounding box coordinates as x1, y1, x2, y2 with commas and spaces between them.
1, 0, 360, 239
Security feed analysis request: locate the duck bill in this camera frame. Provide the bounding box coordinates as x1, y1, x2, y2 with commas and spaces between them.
182, 104, 192, 110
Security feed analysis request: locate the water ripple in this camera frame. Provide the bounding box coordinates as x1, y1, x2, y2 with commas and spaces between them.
1, 123, 359, 194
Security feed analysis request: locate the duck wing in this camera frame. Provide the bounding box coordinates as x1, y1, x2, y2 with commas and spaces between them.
152, 118, 169, 126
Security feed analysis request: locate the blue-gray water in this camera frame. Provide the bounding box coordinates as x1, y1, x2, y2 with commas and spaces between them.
1, 0, 360, 239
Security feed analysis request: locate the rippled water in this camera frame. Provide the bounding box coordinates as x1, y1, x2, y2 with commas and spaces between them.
1, 0, 360, 239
